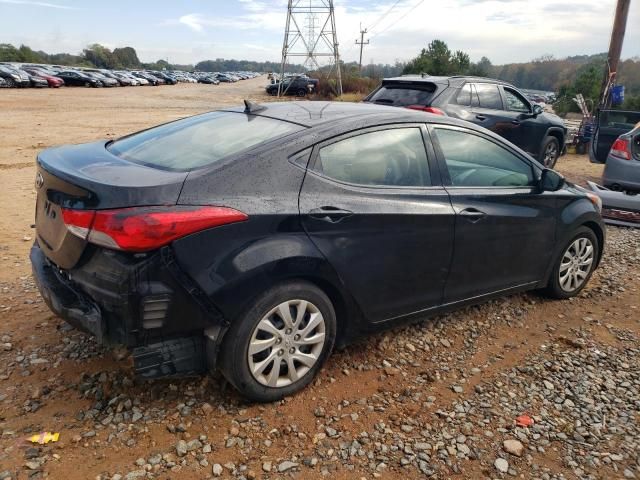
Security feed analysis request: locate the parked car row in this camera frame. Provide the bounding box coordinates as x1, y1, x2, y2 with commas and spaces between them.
0, 63, 262, 89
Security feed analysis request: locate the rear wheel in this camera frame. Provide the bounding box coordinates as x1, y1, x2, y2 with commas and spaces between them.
296, 88, 307, 97
219, 281, 336, 402
540, 136, 560, 168
543, 227, 598, 299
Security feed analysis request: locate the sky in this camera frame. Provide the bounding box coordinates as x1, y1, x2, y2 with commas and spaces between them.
0, 0, 639, 66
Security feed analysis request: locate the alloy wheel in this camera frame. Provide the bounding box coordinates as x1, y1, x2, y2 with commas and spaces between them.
248, 299, 326, 388
559, 237, 594, 292
544, 142, 558, 167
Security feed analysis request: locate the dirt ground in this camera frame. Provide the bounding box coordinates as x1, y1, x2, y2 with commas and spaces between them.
0, 79, 638, 480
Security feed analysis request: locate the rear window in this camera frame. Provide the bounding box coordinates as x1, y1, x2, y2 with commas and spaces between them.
367, 82, 437, 107
108, 112, 304, 171
600, 110, 640, 130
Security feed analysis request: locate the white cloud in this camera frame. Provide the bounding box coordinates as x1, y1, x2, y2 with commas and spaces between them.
179, 13, 206, 33
0, 0, 76, 8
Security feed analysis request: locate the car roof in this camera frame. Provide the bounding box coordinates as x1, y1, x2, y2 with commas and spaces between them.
221, 101, 491, 131
381, 74, 515, 88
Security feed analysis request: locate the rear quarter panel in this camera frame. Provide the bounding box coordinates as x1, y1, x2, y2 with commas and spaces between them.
174, 142, 366, 340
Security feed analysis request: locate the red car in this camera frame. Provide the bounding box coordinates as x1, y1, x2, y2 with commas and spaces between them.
22, 68, 64, 88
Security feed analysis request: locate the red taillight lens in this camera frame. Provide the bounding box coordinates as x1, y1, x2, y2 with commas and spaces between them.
610, 138, 631, 160
405, 105, 446, 116
62, 206, 247, 252
61, 208, 95, 239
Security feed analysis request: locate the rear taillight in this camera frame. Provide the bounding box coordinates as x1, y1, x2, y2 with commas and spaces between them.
610, 138, 631, 160
61, 209, 95, 240
405, 105, 446, 116
61, 206, 247, 252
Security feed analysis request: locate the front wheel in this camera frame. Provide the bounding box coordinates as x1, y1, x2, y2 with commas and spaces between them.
540, 136, 560, 168
219, 281, 336, 402
543, 227, 598, 299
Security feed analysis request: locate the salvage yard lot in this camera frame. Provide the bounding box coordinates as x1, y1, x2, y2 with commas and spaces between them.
0, 79, 639, 480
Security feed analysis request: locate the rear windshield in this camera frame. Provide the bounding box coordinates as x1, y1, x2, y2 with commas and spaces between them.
599, 110, 640, 130
108, 112, 304, 171
367, 82, 438, 107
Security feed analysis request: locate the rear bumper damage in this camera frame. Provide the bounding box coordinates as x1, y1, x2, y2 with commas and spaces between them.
30, 242, 228, 378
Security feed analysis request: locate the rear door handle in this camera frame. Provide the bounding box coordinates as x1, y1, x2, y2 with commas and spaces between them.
459, 208, 487, 223
308, 206, 353, 223
475, 114, 486, 121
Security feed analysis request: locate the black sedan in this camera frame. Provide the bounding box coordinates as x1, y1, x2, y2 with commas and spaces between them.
30, 102, 605, 402
54, 70, 101, 87
0, 65, 31, 87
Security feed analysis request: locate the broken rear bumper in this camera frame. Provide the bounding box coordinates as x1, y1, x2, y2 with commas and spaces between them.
31, 243, 106, 342
30, 241, 228, 378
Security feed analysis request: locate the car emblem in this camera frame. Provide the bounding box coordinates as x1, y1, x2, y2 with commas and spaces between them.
35, 172, 44, 189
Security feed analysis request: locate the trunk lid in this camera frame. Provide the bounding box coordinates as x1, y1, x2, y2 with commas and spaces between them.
35, 141, 188, 269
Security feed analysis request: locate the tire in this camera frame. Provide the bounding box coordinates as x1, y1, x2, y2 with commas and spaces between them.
5, 78, 16, 88
543, 227, 598, 299
296, 89, 307, 97
84, 82, 91, 88
219, 280, 336, 402
540, 136, 560, 168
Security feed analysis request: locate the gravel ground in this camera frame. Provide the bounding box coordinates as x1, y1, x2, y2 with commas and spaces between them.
0, 82, 639, 479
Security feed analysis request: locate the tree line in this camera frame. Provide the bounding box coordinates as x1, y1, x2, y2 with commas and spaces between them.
401, 40, 640, 114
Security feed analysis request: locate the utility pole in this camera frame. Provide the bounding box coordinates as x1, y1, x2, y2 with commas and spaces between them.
598, 0, 631, 108
355, 25, 369, 71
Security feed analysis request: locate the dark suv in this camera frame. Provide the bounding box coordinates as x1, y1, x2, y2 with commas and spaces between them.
365, 75, 567, 168
266, 76, 319, 96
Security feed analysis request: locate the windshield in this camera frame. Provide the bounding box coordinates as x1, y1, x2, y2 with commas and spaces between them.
108, 111, 304, 171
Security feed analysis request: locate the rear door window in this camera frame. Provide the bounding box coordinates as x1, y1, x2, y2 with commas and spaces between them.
367, 83, 437, 107
108, 112, 304, 171
474, 83, 503, 110
314, 127, 431, 187
455, 84, 472, 106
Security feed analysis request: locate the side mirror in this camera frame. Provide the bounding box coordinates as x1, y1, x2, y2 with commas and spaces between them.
539, 168, 565, 192
532, 104, 544, 116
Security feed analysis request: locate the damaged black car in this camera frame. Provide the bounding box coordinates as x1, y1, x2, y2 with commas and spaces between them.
31, 101, 605, 402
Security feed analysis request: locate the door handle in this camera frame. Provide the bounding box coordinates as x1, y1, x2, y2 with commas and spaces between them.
308, 206, 353, 223
475, 114, 486, 121
459, 208, 486, 223
511, 119, 521, 125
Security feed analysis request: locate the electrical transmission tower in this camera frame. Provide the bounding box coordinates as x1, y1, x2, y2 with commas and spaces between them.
278, 0, 342, 96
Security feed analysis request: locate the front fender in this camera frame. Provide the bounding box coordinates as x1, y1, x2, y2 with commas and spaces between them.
541, 197, 605, 285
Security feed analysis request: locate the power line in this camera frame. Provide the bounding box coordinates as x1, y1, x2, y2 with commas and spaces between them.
340, 0, 403, 62
369, 0, 425, 41
368, 0, 403, 31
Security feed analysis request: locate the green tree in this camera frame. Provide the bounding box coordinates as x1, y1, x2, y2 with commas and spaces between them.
112, 47, 140, 68
83, 43, 116, 68
402, 40, 475, 76
0, 43, 22, 61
